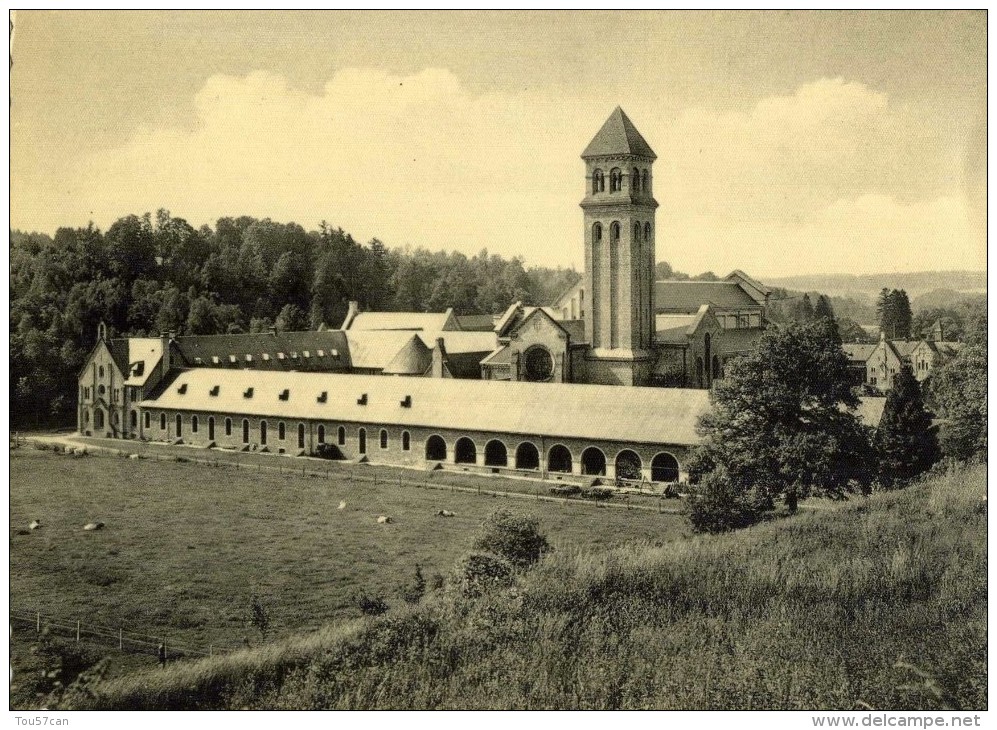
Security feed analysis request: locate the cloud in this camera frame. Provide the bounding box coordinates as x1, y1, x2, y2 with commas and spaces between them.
17, 70, 982, 276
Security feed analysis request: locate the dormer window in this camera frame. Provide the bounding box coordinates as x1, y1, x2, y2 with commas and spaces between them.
277, 352, 286, 360
243, 387, 254, 398
211, 356, 220, 365
331, 349, 339, 357
262, 353, 271, 361
317, 349, 325, 357
194, 357, 203, 365
317, 391, 328, 403
357, 393, 368, 406
303, 350, 310, 358
245, 354, 253, 362
278, 389, 290, 401
209, 385, 220, 396
229, 355, 237, 364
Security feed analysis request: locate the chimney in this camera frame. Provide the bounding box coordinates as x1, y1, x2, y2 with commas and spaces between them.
341, 301, 360, 330
431, 337, 449, 378
160, 331, 173, 373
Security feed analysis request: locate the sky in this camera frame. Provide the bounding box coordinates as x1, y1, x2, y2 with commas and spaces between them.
9, 10, 987, 277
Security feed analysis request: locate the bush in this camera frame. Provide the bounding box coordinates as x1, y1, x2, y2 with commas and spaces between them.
353, 590, 389, 616
399, 564, 426, 605
472, 509, 550, 569
686, 471, 767, 533
314, 443, 342, 460
451, 552, 514, 598
549, 485, 581, 496
581, 487, 614, 501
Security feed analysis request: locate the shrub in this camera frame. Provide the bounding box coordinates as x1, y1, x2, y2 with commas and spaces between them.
549, 485, 581, 496
451, 552, 513, 598
353, 590, 389, 616
314, 443, 342, 460
400, 564, 426, 605
686, 471, 766, 533
581, 487, 614, 501
472, 508, 550, 569
248, 595, 270, 641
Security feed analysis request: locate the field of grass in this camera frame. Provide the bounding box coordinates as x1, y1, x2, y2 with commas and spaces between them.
10, 446, 689, 706
65, 460, 987, 711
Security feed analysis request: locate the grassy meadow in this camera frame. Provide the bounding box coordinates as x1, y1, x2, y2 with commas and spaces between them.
9, 446, 689, 705
61, 460, 986, 711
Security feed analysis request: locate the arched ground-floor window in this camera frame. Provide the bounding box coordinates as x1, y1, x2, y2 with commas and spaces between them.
651, 452, 680, 483
298, 423, 305, 449
318, 425, 325, 444
425, 435, 447, 461
260, 421, 268, 445
581, 447, 606, 476
615, 449, 642, 481
208, 416, 215, 441
515, 442, 539, 470
454, 437, 476, 464
242, 419, 250, 444
547, 444, 572, 473
358, 428, 367, 454
176, 413, 183, 437
484, 439, 507, 467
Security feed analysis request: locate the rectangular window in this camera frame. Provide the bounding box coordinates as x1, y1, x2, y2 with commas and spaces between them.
144, 412, 150, 429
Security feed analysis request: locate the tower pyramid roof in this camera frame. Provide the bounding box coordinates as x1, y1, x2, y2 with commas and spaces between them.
382, 334, 433, 375
581, 107, 656, 160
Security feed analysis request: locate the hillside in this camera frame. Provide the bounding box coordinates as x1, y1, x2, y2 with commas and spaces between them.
765, 271, 986, 301
62, 462, 986, 711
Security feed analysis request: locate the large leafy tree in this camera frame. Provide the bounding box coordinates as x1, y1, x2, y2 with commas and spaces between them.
929, 345, 987, 461
875, 364, 939, 486
689, 319, 874, 529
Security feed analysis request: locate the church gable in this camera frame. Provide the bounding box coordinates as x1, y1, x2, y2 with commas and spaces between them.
508, 308, 570, 383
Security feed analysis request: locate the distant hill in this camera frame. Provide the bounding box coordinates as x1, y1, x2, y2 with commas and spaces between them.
765, 271, 986, 301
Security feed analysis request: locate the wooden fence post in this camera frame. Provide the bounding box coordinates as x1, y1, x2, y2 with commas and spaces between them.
76, 620, 81, 642
36, 613, 40, 634
119, 627, 123, 650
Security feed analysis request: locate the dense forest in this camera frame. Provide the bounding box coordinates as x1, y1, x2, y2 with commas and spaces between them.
11, 210, 987, 429
10, 211, 580, 428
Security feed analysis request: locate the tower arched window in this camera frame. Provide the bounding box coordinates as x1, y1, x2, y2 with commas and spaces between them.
593, 222, 602, 243
642, 169, 649, 192
610, 222, 621, 242
632, 167, 641, 192
609, 168, 622, 192
592, 169, 605, 193
634, 223, 641, 241
644, 222, 651, 240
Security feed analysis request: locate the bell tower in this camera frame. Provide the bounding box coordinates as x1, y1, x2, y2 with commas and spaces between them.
580, 107, 658, 386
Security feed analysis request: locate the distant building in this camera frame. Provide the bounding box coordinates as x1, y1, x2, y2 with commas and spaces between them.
844, 333, 963, 392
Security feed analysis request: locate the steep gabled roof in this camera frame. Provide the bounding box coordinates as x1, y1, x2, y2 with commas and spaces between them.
173, 331, 351, 372
656, 281, 760, 311
347, 310, 458, 332
842, 343, 878, 363
581, 107, 657, 160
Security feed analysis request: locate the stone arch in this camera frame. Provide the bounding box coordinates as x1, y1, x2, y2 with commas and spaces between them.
644, 221, 651, 240
515, 441, 540, 470
547, 444, 573, 473
609, 168, 622, 192
651, 452, 680, 483
593, 221, 602, 242
615, 449, 642, 481
580, 447, 606, 476
632, 167, 641, 191
592, 168, 605, 193
454, 437, 477, 464
484, 439, 508, 467
425, 434, 447, 461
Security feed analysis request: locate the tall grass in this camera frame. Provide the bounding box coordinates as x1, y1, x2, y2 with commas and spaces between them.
72, 463, 987, 710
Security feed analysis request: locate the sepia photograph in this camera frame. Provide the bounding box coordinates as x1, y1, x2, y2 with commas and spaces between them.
8, 10, 987, 716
